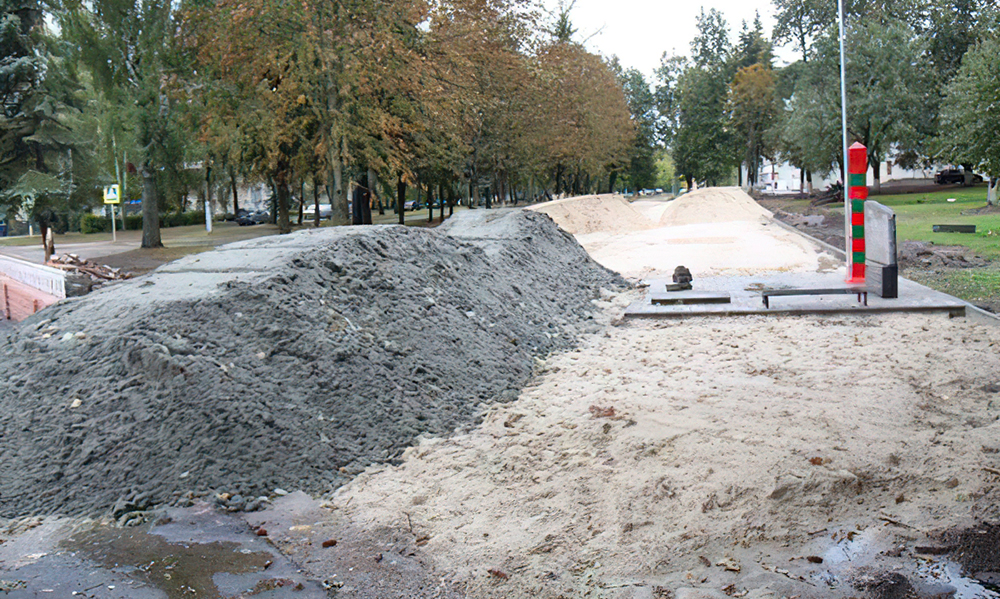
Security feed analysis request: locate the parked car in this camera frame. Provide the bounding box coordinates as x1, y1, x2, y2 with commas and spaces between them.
935, 169, 984, 185
237, 211, 270, 226
302, 203, 333, 220
403, 199, 419, 211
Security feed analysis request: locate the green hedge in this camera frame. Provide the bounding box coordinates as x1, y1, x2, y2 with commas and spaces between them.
80, 214, 110, 234
81, 211, 209, 234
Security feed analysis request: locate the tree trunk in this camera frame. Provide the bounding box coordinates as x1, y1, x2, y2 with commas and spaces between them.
297, 180, 304, 225
438, 183, 445, 221
352, 173, 372, 225
331, 150, 348, 224
988, 177, 997, 206
205, 159, 213, 224
268, 177, 278, 224
141, 165, 163, 248
427, 183, 434, 222
609, 171, 618, 194
313, 177, 321, 228
448, 184, 455, 217
37, 218, 53, 263
230, 169, 239, 215
397, 175, 406, 225
872, 160, 881, 195
472, 175, 480, 209
276, 173, 292, 234
369, 168, 384, 216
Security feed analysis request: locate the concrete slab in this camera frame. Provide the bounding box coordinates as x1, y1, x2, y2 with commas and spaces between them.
626, 272, 968, 319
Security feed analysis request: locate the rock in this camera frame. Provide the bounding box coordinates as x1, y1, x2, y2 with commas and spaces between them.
274, 488, 289, 496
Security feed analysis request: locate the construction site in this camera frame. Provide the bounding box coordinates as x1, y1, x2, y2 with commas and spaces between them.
1, 188, 1000, 599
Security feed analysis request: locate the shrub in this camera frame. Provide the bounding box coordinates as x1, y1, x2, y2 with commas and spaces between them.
125, 215, 143, 230
80, 214, 110, 234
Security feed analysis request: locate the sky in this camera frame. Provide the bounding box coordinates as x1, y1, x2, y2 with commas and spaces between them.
539, 0, 795, 79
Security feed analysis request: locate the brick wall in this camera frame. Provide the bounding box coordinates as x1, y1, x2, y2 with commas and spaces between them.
1, 276, 60, 322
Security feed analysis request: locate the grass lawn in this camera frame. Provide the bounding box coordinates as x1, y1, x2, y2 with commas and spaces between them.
830, 185, 1000, 259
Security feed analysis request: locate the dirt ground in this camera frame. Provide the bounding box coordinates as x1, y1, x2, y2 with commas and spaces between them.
3, 189, 1000, 599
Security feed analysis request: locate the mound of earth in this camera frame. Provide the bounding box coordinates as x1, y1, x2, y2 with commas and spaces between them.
527, 194, 654, 234
898, 240, 987, 269
0, 210, 626, 518
659, 187, 772, 227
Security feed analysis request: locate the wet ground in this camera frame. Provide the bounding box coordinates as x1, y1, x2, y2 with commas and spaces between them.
0, 492, 465, 599
0, 499, 329, 598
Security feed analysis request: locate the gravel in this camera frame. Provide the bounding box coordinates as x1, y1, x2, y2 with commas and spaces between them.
0, 210, 625, 518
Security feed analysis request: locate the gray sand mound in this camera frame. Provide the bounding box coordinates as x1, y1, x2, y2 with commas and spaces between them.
0, 210, 625, 518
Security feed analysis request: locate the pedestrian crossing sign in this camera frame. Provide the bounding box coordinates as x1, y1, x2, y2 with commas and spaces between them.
103, 184, 120, 204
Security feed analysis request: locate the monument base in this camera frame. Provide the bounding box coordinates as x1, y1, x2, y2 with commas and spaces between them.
866, 262, 898, 299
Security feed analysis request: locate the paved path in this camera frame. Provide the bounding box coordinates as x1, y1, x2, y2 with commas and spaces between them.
0, 240, 140, 263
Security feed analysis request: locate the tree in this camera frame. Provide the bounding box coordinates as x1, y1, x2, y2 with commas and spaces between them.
841, 21, 936, 192
772, 0, 834, 62
674, 66, 734, 187
732, 12, 774, 70
653, 52, 685, 148
617, 67, 657, 191
60, 0, 185, 248
691, 7, 731, 69
2, 1, 100, 260
938, 36, 1000, 205
728, 64, 779, 186
673, 8, 734, 187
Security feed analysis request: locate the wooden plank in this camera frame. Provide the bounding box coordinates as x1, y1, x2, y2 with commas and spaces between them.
651, 292, 731, 306
932, 224, 976, 233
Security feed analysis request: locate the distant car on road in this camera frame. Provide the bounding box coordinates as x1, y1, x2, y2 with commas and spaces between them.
935, 169, 983, 185
237, 211, 270, 226
303, 203, 333, 220
403, 199, 419, 211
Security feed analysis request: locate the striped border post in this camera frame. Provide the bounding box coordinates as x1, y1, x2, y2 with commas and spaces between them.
848, 142, 868, 282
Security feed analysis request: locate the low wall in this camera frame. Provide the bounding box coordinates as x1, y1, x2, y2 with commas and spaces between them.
0, 255, 65, 322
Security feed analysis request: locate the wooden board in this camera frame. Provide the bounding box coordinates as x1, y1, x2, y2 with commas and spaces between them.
651, 292, 731, 306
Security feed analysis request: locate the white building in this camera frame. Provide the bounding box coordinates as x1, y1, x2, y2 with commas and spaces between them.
752, 158, 943, 195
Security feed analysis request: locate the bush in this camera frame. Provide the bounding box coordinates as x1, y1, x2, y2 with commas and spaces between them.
81, 210, 212, 234
125, 215, 143, 230
80, 214, 110, 234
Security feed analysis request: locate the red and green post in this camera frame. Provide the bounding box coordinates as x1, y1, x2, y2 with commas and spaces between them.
847, 142, 867, 282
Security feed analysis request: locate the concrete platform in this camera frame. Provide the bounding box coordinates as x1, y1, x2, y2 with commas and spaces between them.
626, 272, 968, 319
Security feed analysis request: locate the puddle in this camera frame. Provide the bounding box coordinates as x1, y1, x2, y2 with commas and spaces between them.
64, 527, 272, 598
916, 560, 1000, 599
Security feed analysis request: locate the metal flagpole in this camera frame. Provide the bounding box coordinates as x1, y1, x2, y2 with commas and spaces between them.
838, 0, 850, 274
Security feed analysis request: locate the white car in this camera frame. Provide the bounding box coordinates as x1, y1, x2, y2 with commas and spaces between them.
303, 203, 333, 219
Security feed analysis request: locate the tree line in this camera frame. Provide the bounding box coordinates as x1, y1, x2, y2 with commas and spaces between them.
1, 0, 651, 250
649, 0, 1000, 204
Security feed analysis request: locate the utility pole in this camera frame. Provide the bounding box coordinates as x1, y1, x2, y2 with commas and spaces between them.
838, 0, 850, 275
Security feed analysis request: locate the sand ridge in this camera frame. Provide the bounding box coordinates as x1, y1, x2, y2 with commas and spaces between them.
528, 194, 656, 235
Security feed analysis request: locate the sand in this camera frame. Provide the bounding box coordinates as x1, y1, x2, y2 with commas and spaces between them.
317, 189, 1000, 598
529, 195, 655, 235
565, 188, 835, 281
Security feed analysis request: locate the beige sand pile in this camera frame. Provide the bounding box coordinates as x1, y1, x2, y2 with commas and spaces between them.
331, 310, 1000, 598
529, 194, 655, 235
573, 187, 835, 280
657, 187, 772, 227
